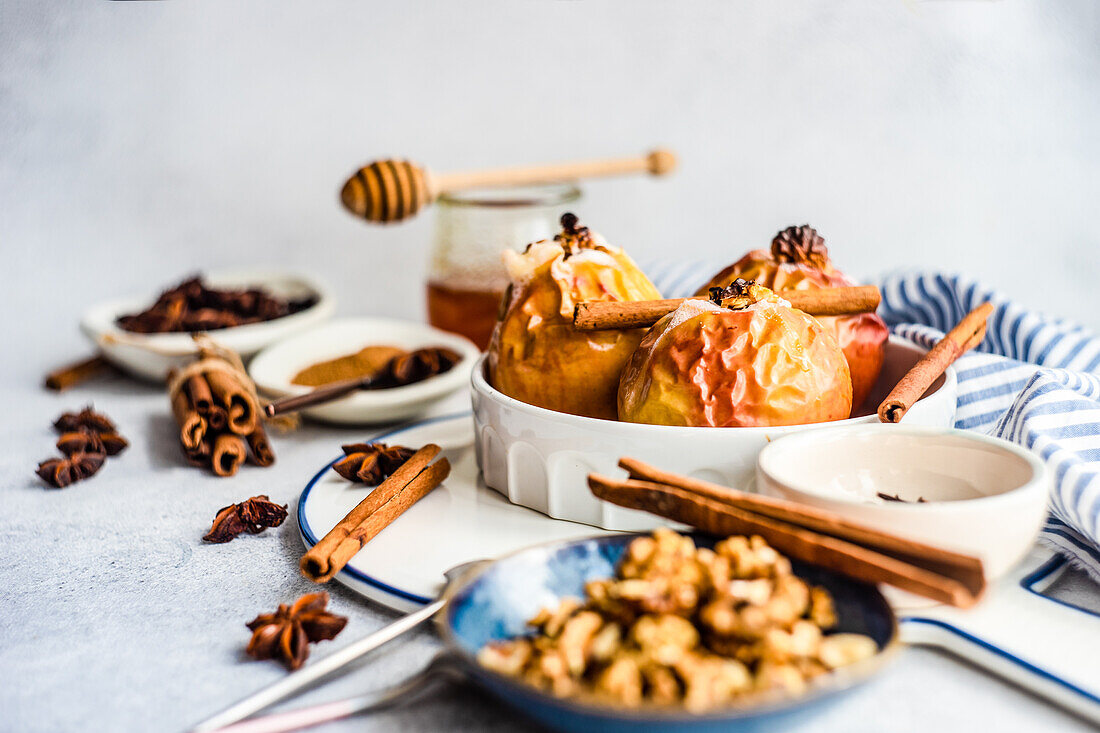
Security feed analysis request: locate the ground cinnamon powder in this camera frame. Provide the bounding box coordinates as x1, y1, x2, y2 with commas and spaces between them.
290, 345, 408, 387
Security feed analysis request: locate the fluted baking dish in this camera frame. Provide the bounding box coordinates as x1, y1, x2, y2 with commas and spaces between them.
472, 336, 957, 530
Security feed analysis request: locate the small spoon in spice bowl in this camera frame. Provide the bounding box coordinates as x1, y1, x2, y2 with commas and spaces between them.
248, 317, 480, 425
262, 346, 463, 418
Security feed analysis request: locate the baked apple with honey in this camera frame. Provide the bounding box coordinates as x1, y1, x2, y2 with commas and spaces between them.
696, 225, 888, 412
487, 213, 662, 420
618, 280, 852, 427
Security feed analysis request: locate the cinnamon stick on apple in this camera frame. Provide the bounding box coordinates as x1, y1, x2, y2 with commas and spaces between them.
573, 285, 881, 331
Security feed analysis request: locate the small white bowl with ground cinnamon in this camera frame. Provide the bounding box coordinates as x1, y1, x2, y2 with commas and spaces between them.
249, 317, 480, 425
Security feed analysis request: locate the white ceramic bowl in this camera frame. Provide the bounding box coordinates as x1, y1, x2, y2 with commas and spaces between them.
756, 425, 1048, 581
472, 335, 958, 530
80, 269, 335, 382
249, 317, 481, 425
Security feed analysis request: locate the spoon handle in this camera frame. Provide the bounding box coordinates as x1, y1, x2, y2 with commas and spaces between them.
263, 374, 376, 417
208, 661, 450, 733
189, 598, 445, 732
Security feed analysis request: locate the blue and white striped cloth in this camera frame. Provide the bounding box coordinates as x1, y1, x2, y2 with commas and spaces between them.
647, 264, 1100, 582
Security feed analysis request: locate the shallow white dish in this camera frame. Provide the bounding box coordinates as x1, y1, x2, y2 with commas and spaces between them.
249, 317, 480, 425
756, 424, 1049, 581
472, 335, 958, 531
80, 269, 334, 382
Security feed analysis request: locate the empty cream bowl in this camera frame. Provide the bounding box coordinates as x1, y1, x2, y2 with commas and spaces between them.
756, 425, 1049, 580
472, 336, 958, 531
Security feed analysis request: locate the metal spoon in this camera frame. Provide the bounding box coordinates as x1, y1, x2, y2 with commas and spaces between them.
205, 655, 462, 733
188, 560, 486, 733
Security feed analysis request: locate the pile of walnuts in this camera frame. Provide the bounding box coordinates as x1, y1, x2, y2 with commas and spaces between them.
478, 529, 877, 712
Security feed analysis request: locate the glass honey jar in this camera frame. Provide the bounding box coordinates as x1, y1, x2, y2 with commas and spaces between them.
426, 184, 582, 349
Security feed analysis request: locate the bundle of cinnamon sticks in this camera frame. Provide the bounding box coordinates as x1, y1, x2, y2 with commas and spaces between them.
589, 458, 986, 607
167, 337, 274, 476
301, 444, 450, 582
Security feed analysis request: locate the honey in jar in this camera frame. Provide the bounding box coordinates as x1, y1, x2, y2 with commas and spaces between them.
426, 184, 581, 350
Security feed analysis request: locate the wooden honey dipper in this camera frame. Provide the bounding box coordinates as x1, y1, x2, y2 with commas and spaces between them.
340, 148, 676, 223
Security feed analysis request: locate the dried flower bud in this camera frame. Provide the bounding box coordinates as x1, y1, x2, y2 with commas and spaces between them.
770, 225, 829, 270
54, 406, 116, 434
36, 452, 106, 488
332, 443, 415, 485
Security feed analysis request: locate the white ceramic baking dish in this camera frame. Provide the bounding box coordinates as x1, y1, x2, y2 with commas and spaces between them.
472, 336, 958, 530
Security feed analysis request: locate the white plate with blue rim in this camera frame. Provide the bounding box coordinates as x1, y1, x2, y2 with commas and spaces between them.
297, 411, 1100, 724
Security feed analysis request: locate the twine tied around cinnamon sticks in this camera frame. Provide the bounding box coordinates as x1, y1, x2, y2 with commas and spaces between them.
167, 335, 275, 476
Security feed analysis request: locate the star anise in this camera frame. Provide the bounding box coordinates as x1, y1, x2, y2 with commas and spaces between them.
332, 442, 415, 485
116, 275, 318, 334
36, 452, 106, 488
56, 428, 129, 457
53, 406, 116, 434
204, 495, 289, 543
771, 225, 830, 270
245, 592, 347, 670
384, 347, 461, 387
37, 407, 125, 488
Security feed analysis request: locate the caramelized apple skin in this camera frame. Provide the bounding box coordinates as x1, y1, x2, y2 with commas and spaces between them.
489, 245, 661, 420
618, 300, 852, 428
698, 252, 887, 413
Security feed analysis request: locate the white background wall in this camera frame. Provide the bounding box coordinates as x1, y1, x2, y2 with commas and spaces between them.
2, 1, 1098, 378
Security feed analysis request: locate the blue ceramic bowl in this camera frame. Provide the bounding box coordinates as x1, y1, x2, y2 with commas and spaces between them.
437, 533, 899, 733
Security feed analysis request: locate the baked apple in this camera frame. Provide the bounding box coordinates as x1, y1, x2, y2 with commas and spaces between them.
488, 213, 662, 420
618, 280, 852, 427
696, 225, 888, 412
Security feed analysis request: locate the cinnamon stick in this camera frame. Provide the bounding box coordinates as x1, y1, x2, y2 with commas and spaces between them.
301, 444, 443, 582
187, 375, 215, 414
206, 405, 229, 432
211, 434, 247, 477
878, 302, 994, 423
206, 369, 258, 435
246, 423, 275, 467
573, 285, 881, 331
618, 457, 984, 592
167, 336, 275, 476
44, 355, 113, 391
589, 474, 980, 607
316, 460, 450, 581
185, 439, 212, 468
171, 390, 207, 451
